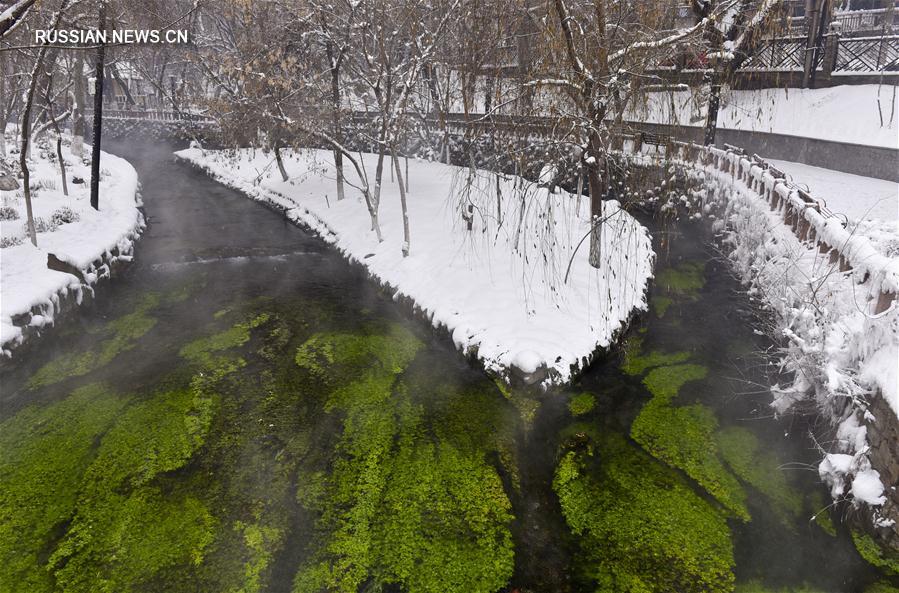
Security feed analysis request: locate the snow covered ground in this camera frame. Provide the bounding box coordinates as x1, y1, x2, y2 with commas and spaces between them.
629, 85, 899, 149
176, 147, 654, 385
0, 134, 143, 354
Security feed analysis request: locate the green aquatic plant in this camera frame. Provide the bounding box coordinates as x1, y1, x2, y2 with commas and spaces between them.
491, 376, 540, 425
620, 336, 690, 377
652, 295, 674, 318
629, 363, 749, 520
568, 392, 596, 416
642, 363, 708, 402
632, 397, 749, 520
180, 312, 271, 366
48, 385, 217, 592
864, 581, 899, 593
806, 491, 837, 537
716, 427, 803, 524
27, 293, 161, 389
655, 261, 706, 297
293, 325, 515, 593
852, 530, 899, 576
231, 520, 285, 593
0, 383, 126, 593
51, 487, 217, 593
295, 323, 421, 384
553, 432, 734, 593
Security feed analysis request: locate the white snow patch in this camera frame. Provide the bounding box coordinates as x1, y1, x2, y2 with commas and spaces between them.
851, 469, 887, 506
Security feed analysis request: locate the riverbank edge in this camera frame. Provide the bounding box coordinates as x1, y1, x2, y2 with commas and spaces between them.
174, 151, 653, 390
0, 154, 145, 360
699, 159, 899, 556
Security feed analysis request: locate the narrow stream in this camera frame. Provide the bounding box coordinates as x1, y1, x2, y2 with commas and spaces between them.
0, 141, 895, 593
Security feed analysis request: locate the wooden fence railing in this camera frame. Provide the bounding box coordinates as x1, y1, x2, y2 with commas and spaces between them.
689, 142, 898, 315
87, 108, 215, 123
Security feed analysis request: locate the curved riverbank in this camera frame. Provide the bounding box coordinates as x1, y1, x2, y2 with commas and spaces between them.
175, 147, 655, 388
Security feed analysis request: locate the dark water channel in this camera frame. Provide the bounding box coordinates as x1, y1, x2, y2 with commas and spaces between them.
0, 141, 895, 593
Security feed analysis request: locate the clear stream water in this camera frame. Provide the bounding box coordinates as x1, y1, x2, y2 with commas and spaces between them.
0, 141, 895, 593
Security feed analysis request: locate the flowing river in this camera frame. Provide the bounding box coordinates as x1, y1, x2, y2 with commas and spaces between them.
0, 141, 895, 593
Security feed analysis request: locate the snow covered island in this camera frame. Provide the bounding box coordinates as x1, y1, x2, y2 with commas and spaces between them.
176, 147, 654, 386
0, 135, 143, 356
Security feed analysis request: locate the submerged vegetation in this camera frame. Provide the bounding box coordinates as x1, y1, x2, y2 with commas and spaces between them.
27, 293, 161, 389
292, 326, 516, 593
553, 429, 735, 592
2, 256, 895, 593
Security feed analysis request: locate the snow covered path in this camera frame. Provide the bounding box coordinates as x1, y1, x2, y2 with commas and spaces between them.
176, 147, 655, 385
767, 159, 898, 225
0, 138, 143, 354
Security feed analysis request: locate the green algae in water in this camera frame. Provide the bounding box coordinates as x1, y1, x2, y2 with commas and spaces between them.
568, 392, 596, 416
620, 335, 690, 376
295, 323, 422, 383
491, 376, 540, 425
27, 293, 161, 389
630, 363, 750, 521
180, 312, 271, 366
293, 324, 515, 593
231, 520, 285, 593
655, 261, 706, 297
0, 383, 126, 593
632, 397, 749, 521
807, 490, 837, 537
652, 295, 674, 318
864, 581, 899, 593
553, 431, 734, 593
48, 385, 218, 592
716, 427, 803, 524
853, 530, 899, 576
642, 363, 708, 402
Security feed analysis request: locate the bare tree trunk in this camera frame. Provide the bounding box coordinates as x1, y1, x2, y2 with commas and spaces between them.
274, 143, 288, 182
72, 53, 85, 157
48, 101, 68, 196
370, 143, 387, 242
0, 70, 6, 157
391, 146, 411, 257
56, 135, 68, 196
21, 50, 49, 246
495, 171, 502, 227
90, 2, 107, 211
330, 54, 345, 201
586, 131, 606, 269
704, 73, 722, 146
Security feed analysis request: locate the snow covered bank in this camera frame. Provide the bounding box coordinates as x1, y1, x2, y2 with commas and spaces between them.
175, 147, 654, 386
692, 148, 898, 530
629, 85, 899, 149
0, 136, 143, 355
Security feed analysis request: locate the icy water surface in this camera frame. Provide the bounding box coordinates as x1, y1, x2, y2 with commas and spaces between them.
0, 142, 896, 593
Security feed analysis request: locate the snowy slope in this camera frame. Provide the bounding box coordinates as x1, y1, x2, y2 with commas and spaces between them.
0, 136, 143, 353
176, 147, 654, 385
